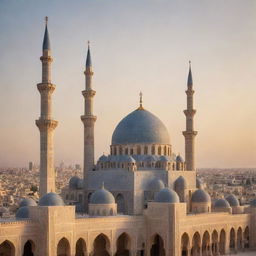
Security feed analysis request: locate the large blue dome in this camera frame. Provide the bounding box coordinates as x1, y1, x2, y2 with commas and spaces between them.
112, 109, 170, 145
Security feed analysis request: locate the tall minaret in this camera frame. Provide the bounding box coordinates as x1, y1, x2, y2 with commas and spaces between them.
36, 17, 58, 196
183, 61, 197, 171
81, 42, 97, 179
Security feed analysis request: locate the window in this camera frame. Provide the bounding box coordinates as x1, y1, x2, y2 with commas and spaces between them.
144, 146, 148, 155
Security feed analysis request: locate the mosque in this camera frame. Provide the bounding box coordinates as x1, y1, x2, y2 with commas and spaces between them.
0, 18, 256, 256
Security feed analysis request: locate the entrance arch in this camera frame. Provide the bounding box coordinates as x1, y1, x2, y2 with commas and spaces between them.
219, 229, 226, 255
0, 240, 15, 256
75, 238, 87, 256
115, 233, 131, 256
181, 233, 189, 256
92, 234, 110, 256
116, 194, 125, 214
57, 238, 70, 256
191, 232, 201, 256
23, 240, 35, 256
229, 228, 236, 252
150, 234, 165, 256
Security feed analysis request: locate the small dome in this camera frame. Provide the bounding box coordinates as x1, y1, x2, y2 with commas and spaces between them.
16, 206, 29, 219
112, 109, 170, 145
148, 179, 165, 191
90, 186, 115, 204
174, 176, 187, 190
159, 156, 169, 162
20, 198, 37, 207
191, 189, 211, 203
39, 192, 64, 206
225, 194, 240, 207
214, 198, 231, 208
98, 154, 108, 162
155, 188, 180, 203
176, 155, 184, 162
250, 199, 256, 207
69, 176, 81, 189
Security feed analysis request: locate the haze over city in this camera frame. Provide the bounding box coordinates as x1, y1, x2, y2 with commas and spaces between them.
0, 0, 255, 168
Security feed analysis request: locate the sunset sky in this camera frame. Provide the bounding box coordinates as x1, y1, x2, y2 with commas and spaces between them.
0, 0, 255, 168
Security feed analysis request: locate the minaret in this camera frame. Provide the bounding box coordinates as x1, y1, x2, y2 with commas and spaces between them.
81, 42, 97, 179
183, 61, 197, 171
36, 17, 58, 196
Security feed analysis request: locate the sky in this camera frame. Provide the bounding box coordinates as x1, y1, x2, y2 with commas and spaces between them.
0, 0, 255, 168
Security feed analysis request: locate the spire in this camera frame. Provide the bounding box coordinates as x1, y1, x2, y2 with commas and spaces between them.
86, 41, 92, 67
43, 16, 51, 51
187, 61, 193, 87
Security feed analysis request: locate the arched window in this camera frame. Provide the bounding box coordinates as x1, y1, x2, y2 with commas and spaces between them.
211, 230, 218, 256
116, 194, 125, 214
152, 146, 155, 155
57, 238, 70, 256
191, 232, 200, 256
137, 146, 141, 155
119, 147, 123, 155
219, 229, 226, 255
202, 231, 210, 256
164, 146, 167, 155
229, 228, 235, 252
158, 146, 161, 155
244, 226, 250, 248
144, 146, 148, 155
181, 233, 189, 256
114, 147, 117, 155
130, 148, 133, 155
125, 148, 128, 155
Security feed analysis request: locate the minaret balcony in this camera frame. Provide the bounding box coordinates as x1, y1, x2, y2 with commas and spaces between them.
82, 89, 96, 97
37, 83, 56, 93
183, 109, 196, 116
36, 119, 58, 131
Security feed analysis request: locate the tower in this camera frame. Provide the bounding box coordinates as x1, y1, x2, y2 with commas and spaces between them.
183, 62, 197, 171
81, 42, 97, 179
36, 17, 58, 196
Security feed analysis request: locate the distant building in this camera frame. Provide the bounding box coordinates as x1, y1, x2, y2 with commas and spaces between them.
29, 161, 33, 171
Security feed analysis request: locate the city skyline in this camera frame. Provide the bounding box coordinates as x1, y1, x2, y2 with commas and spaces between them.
0, 0, 256, 168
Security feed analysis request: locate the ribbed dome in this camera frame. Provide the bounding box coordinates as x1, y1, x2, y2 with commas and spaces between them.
155, 188, 180, 203
112, 109, 170, 145
191, 189, 211, 203
225, 194, 240, 207
148, 179, 165, 191
16, 206, 29, 219
90, 187, 115, 204
20, 198, 37, 207
214, 198, 230, 208
39, 192, 64, 206
174, 176, 187, 190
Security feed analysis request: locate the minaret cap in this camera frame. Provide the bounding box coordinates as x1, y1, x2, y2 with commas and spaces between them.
86, 41, 92, 67
43, 16, 51, 51
187, 61, 193, 87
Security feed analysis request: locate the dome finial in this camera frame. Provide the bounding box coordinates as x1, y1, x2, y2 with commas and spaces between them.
138, 92, 144, 110
101, 181, 105, 189
42, 16, 51, 51
45, 16, 48, 26
86, 40, 92, 67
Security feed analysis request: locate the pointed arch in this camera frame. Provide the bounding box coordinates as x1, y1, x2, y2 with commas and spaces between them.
57, 237, 70, 256
237, 227, 243, 251
75, 238, 87, 256
181, 233, 189, 256
23, 240, 35, 256
92, 233, 110, 256
191, 232, 201, 256
219, 229, 226, 255
229, 228, 236, 252
0, 240, 15, 256
202, 231, 210, 256
244, 226, 249, 249
150, 234, 165, 256
115, 232, 131, 256
211, 230, 218, 256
